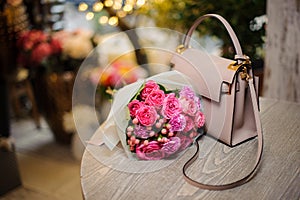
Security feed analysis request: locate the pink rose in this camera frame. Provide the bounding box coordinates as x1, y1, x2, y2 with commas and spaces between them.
195, 111, 205, 128
128, 100, 142, 117
136, 141, 164, 160
30, 43, 53, 64
179, 97, 198, 116
136, 105, 157, 126
50, 38, 62, 54
145, 89, 165, 107
183, 116, 195, 132
179, 86, 195, 99
162, 93, 182, 119
23, 40, 34, 51
140, 80, 159, 100
29, 30, 47, 44
161, 137, 181, 156
169, 114, 186, 132
102, 67, 122, 87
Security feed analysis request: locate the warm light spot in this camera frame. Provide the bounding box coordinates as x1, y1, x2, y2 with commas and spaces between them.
117, 10, 127, 18
113, 1, 122, 10
136, 0, 146, 7
126, 0, 135, 4
78, 2, 88, 12
86, 12, 94, 20
104, 0, 114, 7
108, 16, 119, 26
123, 4, 133, 12
99, 16, 108, 24
93, 2, 103, 12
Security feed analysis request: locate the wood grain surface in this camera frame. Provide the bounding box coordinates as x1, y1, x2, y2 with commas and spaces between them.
80, 98, 300, 200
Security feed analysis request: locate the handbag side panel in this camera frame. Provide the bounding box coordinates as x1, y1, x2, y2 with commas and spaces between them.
231, 73, 259, 146
201, 87, 235, 145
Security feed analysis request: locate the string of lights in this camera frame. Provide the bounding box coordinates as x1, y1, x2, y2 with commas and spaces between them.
77, 0, 146, 26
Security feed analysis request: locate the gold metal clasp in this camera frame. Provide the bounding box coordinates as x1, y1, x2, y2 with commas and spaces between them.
227, 61, 242, 71
240, 66, 252, 81
227, 55, 252, 82
227, 55, 252, 71
176, 44, 186, 54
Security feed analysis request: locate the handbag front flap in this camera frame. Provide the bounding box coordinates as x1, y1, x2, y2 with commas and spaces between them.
170, 48, 237, 102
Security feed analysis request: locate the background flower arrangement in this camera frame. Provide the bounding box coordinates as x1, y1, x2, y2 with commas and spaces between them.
125, 80, 205, 160
17, 30, 62, 73
89, 60, 147, 100
17, 29, 97, 74
16, 28, 98, 144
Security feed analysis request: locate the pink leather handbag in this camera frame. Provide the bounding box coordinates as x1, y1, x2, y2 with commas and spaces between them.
170, 14, 263, 190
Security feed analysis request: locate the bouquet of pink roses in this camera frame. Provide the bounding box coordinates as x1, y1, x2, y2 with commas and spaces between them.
91, 71, 205, 162
125, 80, 205, 160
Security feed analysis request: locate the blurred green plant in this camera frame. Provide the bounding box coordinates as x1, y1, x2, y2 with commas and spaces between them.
139, 0, 266, 60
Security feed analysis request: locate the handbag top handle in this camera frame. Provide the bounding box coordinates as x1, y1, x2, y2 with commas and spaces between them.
182, 14, 245, 61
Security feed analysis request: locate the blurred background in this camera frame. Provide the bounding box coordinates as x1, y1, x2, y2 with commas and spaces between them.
0, 0, 298, 199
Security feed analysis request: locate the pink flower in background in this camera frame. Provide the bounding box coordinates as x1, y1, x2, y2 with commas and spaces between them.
125, 80, 205, 160
113, 62, 142, 86
89, 61, 147, 103
94, 61, 146, 89
23, 40, 34, 51
30, 43, 53, 64
17, 30, 62, 68
50, 38, 62, 54
18, 30, 48, 51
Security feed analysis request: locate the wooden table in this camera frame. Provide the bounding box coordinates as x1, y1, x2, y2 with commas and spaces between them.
80, 98, 300, 200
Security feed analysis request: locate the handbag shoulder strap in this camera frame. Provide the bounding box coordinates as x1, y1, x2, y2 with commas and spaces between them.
182, 78, 263, 190
183, 13, 245, 60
